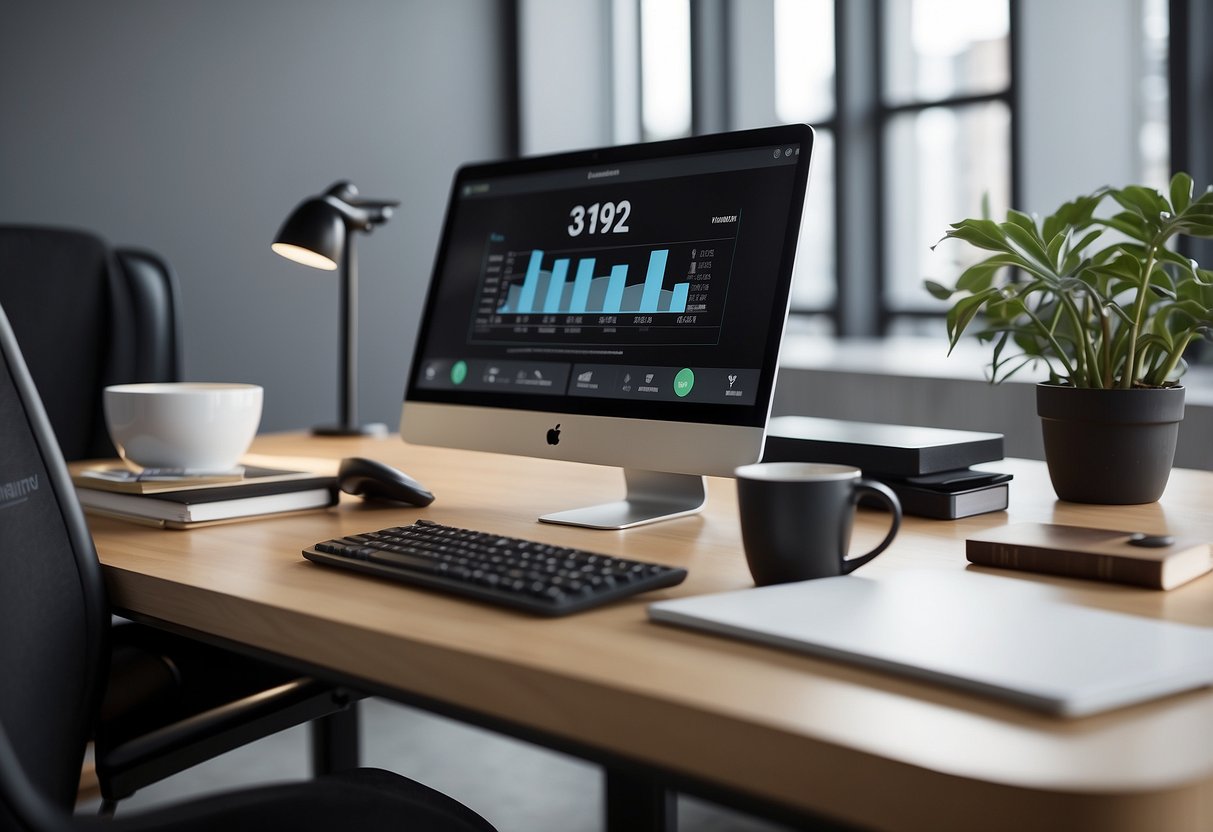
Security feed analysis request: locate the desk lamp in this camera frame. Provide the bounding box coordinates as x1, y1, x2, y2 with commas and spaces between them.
272, 181, 399, 436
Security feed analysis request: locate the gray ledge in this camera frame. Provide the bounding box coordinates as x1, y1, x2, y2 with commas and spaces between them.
773, 335, 1213, 470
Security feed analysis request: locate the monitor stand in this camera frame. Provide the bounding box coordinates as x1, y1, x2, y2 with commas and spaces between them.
539, 469, 707, 530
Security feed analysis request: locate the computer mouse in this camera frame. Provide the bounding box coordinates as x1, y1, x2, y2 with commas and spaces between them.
337, 457, 435, 506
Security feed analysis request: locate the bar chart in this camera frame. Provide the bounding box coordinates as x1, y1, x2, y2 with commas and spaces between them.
496, 248, 690, 315
472, 235, 736, 346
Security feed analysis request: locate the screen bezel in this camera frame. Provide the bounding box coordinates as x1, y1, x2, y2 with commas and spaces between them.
403, 124, 814, 430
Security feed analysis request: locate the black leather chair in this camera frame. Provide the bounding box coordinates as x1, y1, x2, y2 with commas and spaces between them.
0, 302, 496, 832
112, 248, 184, 386
0, 226, 360, 809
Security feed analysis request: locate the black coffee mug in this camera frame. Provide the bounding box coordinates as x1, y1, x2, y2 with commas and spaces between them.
734, 462, 902, 586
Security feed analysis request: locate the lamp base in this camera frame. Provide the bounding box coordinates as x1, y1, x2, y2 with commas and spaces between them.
311, 422, 389, 438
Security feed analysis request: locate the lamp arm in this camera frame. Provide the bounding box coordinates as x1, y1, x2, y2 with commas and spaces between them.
322, 182, 399, 231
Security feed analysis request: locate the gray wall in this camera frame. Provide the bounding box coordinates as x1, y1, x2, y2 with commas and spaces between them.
0, 0, 510, 431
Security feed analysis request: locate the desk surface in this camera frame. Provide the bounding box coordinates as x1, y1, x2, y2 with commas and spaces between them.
89, 434, 1213, 832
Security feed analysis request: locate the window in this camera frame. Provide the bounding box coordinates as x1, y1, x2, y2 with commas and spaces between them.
880, 0, 1013, 332
623, 0, 1176, 337
774, 0, 836, 318
639, 0, 691, 140
631, 0, 1013, 335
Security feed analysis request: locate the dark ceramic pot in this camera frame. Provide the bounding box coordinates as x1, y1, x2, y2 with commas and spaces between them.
1036, 383, 1185, 504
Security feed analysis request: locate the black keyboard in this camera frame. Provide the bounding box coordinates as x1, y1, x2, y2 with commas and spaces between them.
303, 519, 688, 616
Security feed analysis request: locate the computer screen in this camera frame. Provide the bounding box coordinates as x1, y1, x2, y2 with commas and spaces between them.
402, 125, 813, 528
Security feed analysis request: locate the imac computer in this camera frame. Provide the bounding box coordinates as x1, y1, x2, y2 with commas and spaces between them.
401, 124, 814, 529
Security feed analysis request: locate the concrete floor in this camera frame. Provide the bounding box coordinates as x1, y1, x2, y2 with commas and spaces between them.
79, 698, 799, 832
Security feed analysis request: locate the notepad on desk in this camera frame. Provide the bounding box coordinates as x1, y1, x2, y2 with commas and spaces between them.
649, 570, 1213, 717
73, 465, 338, 528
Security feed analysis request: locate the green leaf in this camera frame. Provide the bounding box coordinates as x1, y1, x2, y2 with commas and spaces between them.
924, 279, 954, 300
1046, 227, 1071, 268
954, 254, 1023, 292
954, 264, 998, 293
1170, 172, 1193, 214
1006, 209, 1039, 235
937, 218, 1010, 252
990, 330, 1010, 372
1177, 277, 1213, 304
1095, 213, 1151, 241
1170, 219, 1213, 237
1112, 185, 1170, 220
1042, 189, 1108, 242
1002, 221, 1053, 268
992, 355, 1044, 383
1104, 302, 1135, 326
946, 289, 998, 348
1097, 256, 1143, 283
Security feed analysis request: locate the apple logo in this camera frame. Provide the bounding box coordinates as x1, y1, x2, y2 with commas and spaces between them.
546, 424, 561, 445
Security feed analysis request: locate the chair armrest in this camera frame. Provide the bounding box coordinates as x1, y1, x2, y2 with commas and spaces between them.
96, 678, 356, 801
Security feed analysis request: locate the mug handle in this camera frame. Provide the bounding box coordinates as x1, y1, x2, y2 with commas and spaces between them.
841, 479, 902, 574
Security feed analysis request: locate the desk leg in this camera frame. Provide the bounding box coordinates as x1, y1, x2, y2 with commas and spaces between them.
604, 768, 675, 832
310, 702, 360, 775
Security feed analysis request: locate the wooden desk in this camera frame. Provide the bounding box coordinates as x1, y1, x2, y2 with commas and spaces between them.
89, 434, 1213, 831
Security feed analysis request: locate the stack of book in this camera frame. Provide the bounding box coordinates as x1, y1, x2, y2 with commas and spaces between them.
72, 465, 339, 529
762, 416, 1011, 520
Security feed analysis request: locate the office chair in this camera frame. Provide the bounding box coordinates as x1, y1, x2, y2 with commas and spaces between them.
0, 302, 497, 832
112, 248, 183, 386
0, 226, 360, 808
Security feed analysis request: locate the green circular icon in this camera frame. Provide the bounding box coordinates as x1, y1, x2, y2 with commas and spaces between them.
673, 367, 694, 398
450, 360, 468, 385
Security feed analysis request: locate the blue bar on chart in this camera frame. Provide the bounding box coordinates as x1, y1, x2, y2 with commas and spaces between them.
638, 249, 669, 313
515, 250, 544, 313
603, 264, 628, 313
542, 258, 570, 313
670, 282, 689, 313
570, 259, 594, 313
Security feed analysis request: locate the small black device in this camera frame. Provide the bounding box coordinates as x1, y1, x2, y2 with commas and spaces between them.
303, 519, 687, 615
336, 457, 435, 506
763, 416, 1004, 477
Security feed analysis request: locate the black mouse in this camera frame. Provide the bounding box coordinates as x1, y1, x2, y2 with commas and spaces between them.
337, 457, 435, 506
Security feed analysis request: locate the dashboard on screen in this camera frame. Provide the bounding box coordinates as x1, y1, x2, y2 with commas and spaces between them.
405, 125, 814, 432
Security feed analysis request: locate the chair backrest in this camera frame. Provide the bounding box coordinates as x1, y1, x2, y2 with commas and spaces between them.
0, 303, 110, 830
114, 247, 183, 384
0, 227, 183, 462
0, 226, 128, 460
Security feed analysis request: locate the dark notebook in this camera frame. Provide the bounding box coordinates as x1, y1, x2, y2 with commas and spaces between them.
762, 416, 1004, 476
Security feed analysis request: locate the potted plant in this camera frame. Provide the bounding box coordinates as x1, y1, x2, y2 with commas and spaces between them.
927, 173, 1213, 503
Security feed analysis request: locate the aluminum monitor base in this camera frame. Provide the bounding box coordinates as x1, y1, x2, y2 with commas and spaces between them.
540, 469, 707, 530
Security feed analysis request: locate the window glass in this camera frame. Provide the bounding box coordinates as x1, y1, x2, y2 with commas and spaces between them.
1140, 0, 1170, 190
789, 128, 835, 311
884, 102, 1011, 311
774, 0, 835, 124
883, 0, 1009, 105
640, 0, 692, 140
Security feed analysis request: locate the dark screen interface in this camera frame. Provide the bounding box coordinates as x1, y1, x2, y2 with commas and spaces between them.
410, 140, 806, 428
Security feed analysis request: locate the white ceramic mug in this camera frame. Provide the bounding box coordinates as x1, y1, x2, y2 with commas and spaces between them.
103, 382, 263, 470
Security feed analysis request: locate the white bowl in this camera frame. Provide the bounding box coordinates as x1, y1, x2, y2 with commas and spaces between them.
104, 383, 263, 470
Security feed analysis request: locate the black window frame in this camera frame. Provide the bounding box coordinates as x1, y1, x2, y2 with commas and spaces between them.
509, 0, 1211, 338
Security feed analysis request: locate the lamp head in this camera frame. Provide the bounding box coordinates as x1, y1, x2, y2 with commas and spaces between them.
271, 181, 400, 269
271, 197, 344, 270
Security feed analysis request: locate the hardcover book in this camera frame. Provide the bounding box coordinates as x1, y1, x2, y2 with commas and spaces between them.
762, 416, 1004, 476
966, 522, 1213, 590
74, 467, 338, 528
